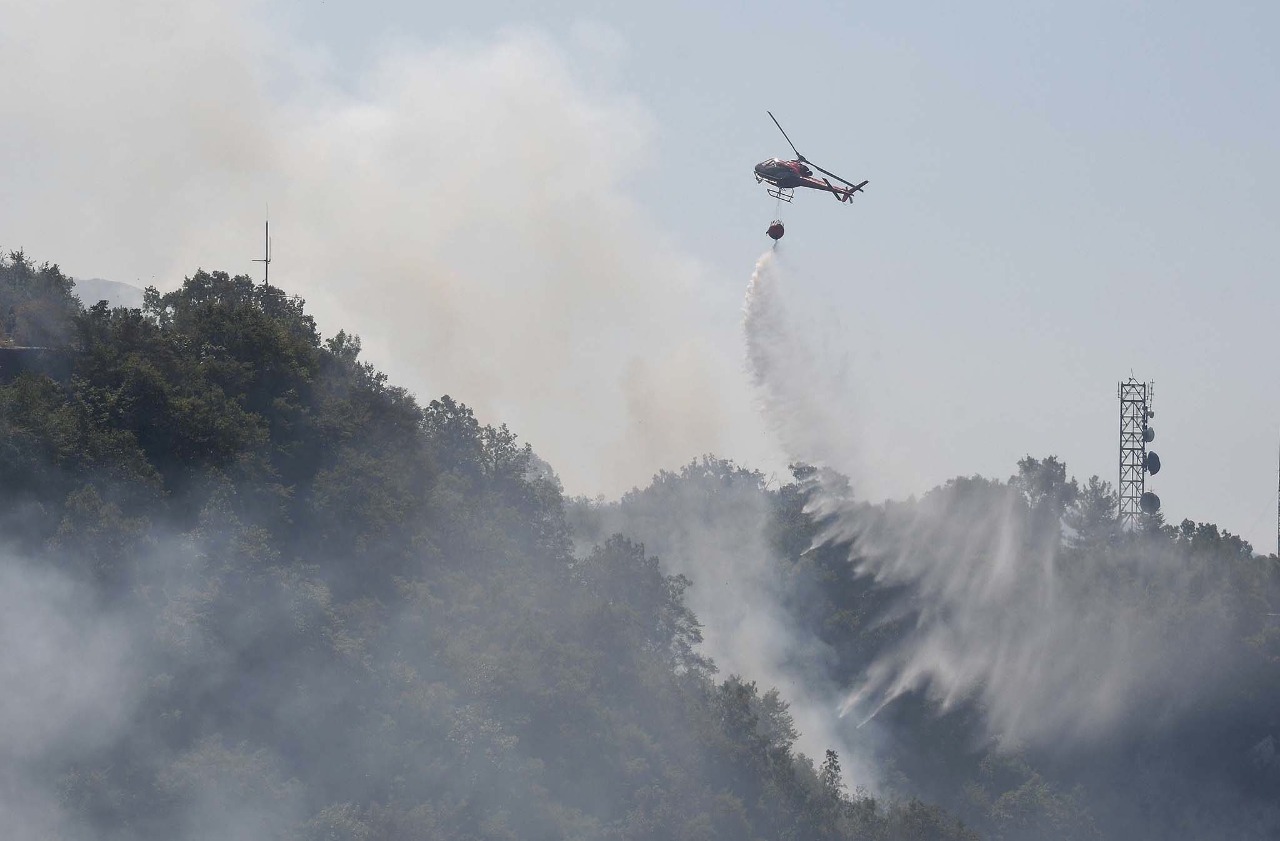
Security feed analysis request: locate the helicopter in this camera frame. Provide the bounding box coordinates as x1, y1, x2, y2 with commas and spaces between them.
756, 111, 867, 240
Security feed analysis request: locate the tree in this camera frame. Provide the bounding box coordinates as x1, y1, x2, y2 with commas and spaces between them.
1012, 455, 1078, 522
0, 250, 80, 346
1065, 475, 1118, 551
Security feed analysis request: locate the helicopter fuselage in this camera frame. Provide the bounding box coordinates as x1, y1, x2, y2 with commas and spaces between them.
753, 158, 812, 188
754, 158, 861, 199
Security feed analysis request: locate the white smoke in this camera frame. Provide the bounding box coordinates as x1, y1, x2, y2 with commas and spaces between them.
0, 0, 773, 500
589, 459, 877, 786
0, 552, 142, 839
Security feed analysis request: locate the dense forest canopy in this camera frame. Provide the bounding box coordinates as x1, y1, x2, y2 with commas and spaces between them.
2, 249, 1279, 840
0, 251, 974, 840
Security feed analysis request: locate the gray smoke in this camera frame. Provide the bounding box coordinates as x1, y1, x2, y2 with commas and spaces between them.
0, 0, 775, 501
578, 460, 877, 787
0, 551, 142, 839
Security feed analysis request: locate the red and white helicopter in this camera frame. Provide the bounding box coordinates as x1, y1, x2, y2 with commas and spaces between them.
756, 111, 867, 240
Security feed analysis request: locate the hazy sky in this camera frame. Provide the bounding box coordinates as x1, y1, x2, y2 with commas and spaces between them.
4, 0, 1279, 549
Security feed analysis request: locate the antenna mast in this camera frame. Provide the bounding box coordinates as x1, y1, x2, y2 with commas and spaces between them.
253, 219, 272, 287
1118, 377, 1161, 529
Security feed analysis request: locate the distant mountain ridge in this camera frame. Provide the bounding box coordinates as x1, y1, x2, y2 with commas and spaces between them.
74, 277, 145, 309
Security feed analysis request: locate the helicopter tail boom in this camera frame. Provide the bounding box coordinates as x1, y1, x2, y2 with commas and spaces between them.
821, 177, 869, 202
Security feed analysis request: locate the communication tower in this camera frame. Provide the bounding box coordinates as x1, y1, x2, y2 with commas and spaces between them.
1118, 377, 1161, 529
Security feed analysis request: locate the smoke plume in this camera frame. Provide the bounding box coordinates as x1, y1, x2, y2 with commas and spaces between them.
0, 0, 772, 500
0, 551, 142, 839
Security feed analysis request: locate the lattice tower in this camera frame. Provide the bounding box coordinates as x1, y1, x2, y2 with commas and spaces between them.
1118, 378, 1152, 530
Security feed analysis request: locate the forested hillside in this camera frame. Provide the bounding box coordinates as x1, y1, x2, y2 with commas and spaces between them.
0, 251, 972, 841
6, 248, 1279, 840
572, 457, 1280, 840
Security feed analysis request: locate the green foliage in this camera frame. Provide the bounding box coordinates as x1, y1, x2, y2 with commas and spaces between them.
1063, 476, 1118, 551
27, 249, 1272, 839
5, 257, 979, 841
573, 446, 1280, 840
0, 250, 80, 346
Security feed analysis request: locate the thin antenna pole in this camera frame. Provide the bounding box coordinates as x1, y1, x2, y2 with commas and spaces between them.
253, 218, 272, 287
1275, 432, 1278, 556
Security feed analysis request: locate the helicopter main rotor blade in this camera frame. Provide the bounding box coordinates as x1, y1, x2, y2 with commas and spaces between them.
768, 111, 805, 162
767, 111, 864, 189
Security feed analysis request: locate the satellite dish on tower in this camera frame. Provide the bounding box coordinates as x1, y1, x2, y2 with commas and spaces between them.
1140, 492, 1161, 514
1145, 452, 1161, 475
1143, 426, 1155, 443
